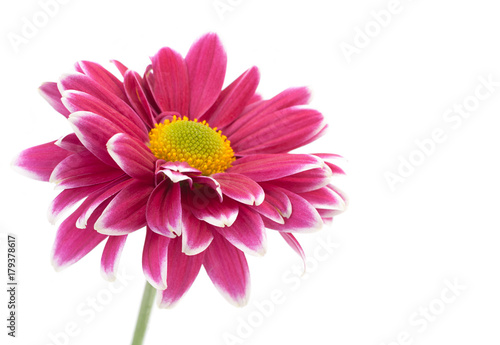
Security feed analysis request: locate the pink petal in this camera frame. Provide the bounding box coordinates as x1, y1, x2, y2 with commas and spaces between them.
143, 65, 161, 115
12, 141, 71, 181
262, 186, 292, 218
50, 150, 125, 188
263, 188, 323, 233
161, 169, 193, 185
299, 186, 346, 212
76, 177, 133, 229
155, 111, 180, 124
185, 33, 227, 119
214, 205, 266, 256
203, 232, 250, 306
124, 70, 156, 128
48, 184, 104, 224
55, 133, 86, 153
268, 166, 333, 193
247, 93, 263, 105
68, 111, 123, 168
107, 133, 155, 181
39, 82, 70, 118
232, 108, 326, 155
62, 90, 149, 142
158, 160, 201, 175
225, 87, 311, 137
252, 200, 285, 224
52, 199, 109, 271
294, 124, 328, 149
202, 66, 259, 129
187, 187, 239, 227
94, 180, 154, 235
313, 153, 346, 176
212, 173, 265, 206
146, 180, 182, 238
181, 211, 214, 255
58, 73, 147, 134
142, 228, 170, 290
280, 233, 306, 271
328, 184, 349, 208
158, 237, 204, 308
151, 47, 190, 115
101, 235, 127, 281
228, 154, 323, 182
191, 175, 222, 201
110, 60, 129, 77
76, 61, 127, 102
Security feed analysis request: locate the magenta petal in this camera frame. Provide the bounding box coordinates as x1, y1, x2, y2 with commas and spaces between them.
299, 186, 346, 212
181, 211, 214, 255
280, 233, 306, 271
52, 200, 109, 271
188, 187, 239, 227
146, 180, 181, 238
151, 47, 190, 114
214, 205, 266, 256
39, 82, 70, 118
158, 237, 204, 308
110, 60, 129, 77
76, 177, 133, 229
232, 108, 326, 155
262, 186, 292, 218
252, 200, 285, 224
124, 70, 156, 128
191, 175, 222, 201
50, 150, 124, 188
228, 154, 323, 182
68, 111, 123, 167
48, 184, 104, 224
203, 232, 250, 306
247, 93, 262, 105
95, 180, 154, 235
55, 133, 86, 153
269, 166, 333, 193
185, 33, 227, 119
58, 73, 148, 134
158, 161, 201, 174
142, 228, 170, 290
225, 87, 311, 137
12, 141, 71, 181
107, 133, 155, 181
263, 188, 323, 233
202, 66, 259, 129
101, 235, 127, 281
313, 153, 346, 176
328, 184, 349, 208
212, 173, 265, 206
62, 90, 149, 143
143, 65, 161, 114
76, 61, 127, 102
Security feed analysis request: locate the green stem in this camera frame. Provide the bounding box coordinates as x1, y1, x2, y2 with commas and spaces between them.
131, 281, 156, 345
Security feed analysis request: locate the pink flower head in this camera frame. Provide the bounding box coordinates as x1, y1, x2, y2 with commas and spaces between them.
13, 33, 347, 307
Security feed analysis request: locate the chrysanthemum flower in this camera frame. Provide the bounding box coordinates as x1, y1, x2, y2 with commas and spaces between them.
13, 33, 346, 307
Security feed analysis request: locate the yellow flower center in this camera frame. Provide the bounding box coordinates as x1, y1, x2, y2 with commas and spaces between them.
148, 116, 235, 176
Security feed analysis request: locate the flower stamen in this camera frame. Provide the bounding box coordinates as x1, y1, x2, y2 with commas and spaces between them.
148, 116, 235, 175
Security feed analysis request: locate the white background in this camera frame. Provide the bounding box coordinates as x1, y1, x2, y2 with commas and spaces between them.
1, 0, 500, 344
